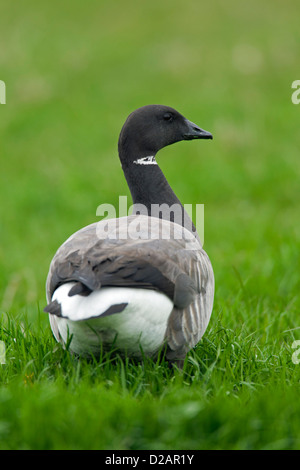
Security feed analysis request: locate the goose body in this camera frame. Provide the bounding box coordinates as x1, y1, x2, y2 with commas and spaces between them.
45, 105, 214, 364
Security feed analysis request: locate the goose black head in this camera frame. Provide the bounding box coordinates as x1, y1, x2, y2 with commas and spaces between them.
118, 105, 212, 166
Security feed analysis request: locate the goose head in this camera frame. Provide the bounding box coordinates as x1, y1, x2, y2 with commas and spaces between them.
118, 105, 212, 166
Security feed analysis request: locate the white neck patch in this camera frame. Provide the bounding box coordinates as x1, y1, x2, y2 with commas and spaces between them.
133, 156, 157, 166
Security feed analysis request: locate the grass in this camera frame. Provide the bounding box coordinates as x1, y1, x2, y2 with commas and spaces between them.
0, 0, 300, 450
1, 311, 300, 449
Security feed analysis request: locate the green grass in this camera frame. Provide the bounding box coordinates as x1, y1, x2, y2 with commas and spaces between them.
0, 0, 300, 450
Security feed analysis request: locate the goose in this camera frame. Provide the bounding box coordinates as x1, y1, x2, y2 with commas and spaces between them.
44, 105, 214, 366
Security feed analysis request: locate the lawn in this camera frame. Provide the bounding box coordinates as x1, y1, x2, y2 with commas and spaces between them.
0, 0, 300, 450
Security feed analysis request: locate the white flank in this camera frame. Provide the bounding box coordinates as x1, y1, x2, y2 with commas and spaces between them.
51, 282, 173, 357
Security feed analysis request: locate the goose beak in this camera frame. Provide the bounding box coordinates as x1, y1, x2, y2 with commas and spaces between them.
183, 119, 213, 140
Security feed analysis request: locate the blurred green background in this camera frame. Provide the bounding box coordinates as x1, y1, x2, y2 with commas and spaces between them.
0, 0, 299, 314
0, 0, 300, 450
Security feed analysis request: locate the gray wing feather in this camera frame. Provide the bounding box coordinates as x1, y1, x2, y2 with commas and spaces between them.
165, 248, 214, 361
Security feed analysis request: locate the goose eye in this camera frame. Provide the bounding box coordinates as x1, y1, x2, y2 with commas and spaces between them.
163, 112, 173, 122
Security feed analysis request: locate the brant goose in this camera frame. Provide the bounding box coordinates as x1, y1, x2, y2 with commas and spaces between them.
44, 105, 214, 366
